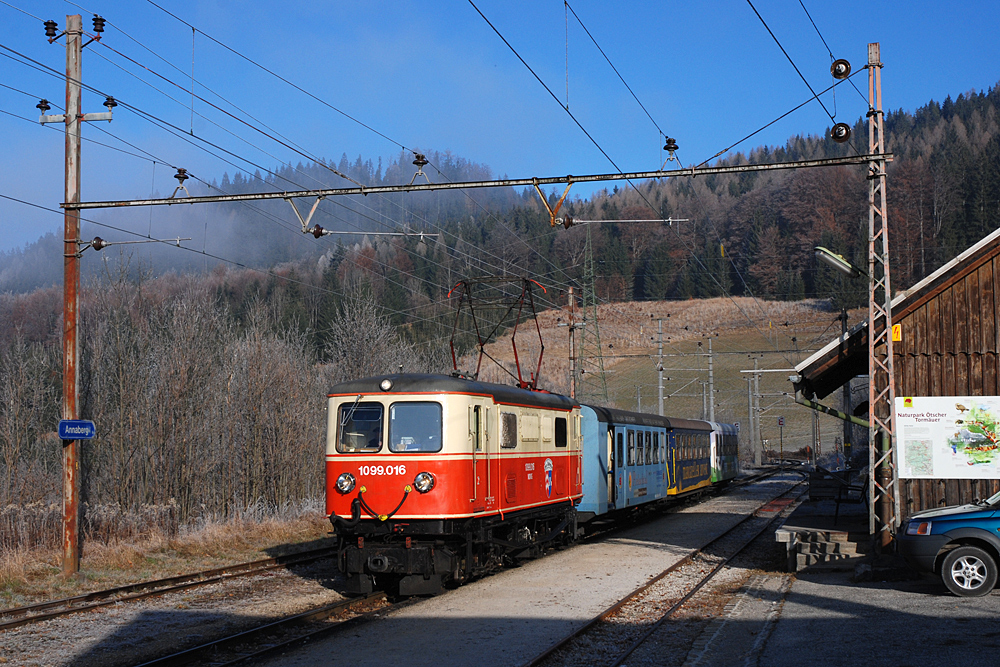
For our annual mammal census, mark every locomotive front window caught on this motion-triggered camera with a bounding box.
[337,402,384,453]
[389,402,442,452]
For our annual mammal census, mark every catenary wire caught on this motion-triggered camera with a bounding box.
[744,0,863,155]
[0,74,518,334]
[0,0,41,21]
[57,10,579,303]
[469,4,815,363]
[795,0,870,108]
[695,75,856,169]
[564,1,667,138]
[14,1,580,304]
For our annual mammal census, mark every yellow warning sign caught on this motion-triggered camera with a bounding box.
[892,324,902,341]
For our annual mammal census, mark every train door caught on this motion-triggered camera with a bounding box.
[614,426,626,508]
[666,431,676,490]
[469,402,491,512]
[606,428,614,507]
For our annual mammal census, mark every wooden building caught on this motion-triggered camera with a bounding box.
[793,227,1000,520]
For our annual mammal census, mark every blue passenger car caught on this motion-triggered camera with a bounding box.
[577,406,714,521]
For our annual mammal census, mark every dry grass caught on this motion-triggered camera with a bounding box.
[468,297,862,395]
[0,500,330,607]
[0,502,179,553]
[465,296,866,464]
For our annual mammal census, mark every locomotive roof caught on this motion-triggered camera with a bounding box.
[583,404,712,432]
[327,373,578,411]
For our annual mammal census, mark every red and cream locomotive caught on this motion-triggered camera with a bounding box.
[327,373,582,595]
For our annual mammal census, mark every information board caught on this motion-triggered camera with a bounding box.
[896,396,1000,479]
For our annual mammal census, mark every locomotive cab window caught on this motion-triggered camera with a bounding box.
[389,402,442,452]
[555,417,567,447]
[337,402,384,453]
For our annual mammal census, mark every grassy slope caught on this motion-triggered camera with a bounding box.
[470,297,865,464]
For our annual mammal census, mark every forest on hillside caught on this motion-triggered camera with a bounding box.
[4,84,1000,310]
[2,83,999,549]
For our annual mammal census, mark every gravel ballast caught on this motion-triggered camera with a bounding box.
[257,475,800,667]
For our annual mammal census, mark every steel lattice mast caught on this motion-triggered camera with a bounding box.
[576,225,608,404]
[866,43,899,544]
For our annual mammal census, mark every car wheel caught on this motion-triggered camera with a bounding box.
[941,545,998,597]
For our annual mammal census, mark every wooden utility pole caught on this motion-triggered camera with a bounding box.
[39,14,113,576]
[61,13,83,577]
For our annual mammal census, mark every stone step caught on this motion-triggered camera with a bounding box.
[796,552,866,569]
[795,530,852,542]
[797,541,857,555]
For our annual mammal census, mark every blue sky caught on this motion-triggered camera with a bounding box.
[1,0,999,253]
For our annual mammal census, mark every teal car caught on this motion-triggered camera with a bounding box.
[898,490,1000,597]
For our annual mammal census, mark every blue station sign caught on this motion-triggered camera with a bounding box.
[58,420,96,440]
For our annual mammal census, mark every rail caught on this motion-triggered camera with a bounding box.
[522,476,806,667]
[0,545,337,631]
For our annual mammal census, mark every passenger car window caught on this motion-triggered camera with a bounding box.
[617,432,624,468]
[653,432,660,464]
[337,402,383,453]
[645,432,652,465]
[389,402,442,452]
[627,430,635,466]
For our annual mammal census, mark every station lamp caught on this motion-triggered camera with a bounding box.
[815,246,867,278]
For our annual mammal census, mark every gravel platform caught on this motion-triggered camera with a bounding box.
[258,475,800,667]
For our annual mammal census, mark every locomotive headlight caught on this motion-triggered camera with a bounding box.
[336,472,356,494]
[413,472,435,493]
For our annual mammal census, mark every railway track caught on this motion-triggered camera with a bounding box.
[522,478,806,667]
[1,469,799,666]
[131,472,801,667]
[134,591,404,667]
[0,545,338,632]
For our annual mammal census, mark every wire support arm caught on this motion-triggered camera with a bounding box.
[67,155,889,210]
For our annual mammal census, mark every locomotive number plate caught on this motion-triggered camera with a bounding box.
[358,465,408,476]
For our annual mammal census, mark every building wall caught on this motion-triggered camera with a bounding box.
[894,255,1000,518]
